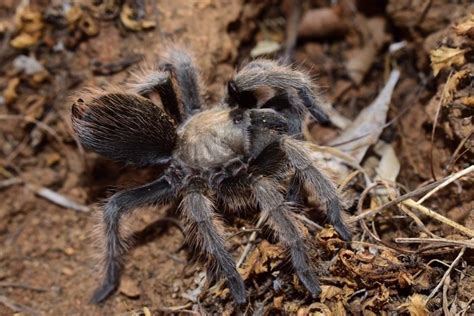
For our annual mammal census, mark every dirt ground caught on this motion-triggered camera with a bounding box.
[0,0,473,315]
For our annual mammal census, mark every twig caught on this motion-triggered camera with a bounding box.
[226,228,261,241]
[394,237,474,249]
[156,302,195,314]
[399,203,439,238]
[0,282,46,292]
[294,213,324,231]
[426,247,465,302]
[281,0,302,62]
[442,275,451,316]
[402,199,474,238]
[0,114,62,144]
[236,215,267,268]
[446,132,472,171]
[0,177,23,189]
[0,295,40,315]
[430,70,453,180]
[350,179,444,223]
[26,184,91,212]
[417,165,473,204]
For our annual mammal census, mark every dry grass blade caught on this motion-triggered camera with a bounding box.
[426,247,466,302]
[26,184,91,212]
[401,199,474,238]
[417,165,473,204]
[0,177,23,189]
[394,237,474,249]
[0,114,62,144]
[349,180,443,223]
[0,295,40,315]
[236,213,268,268]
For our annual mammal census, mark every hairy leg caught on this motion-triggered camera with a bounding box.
[91,176,173,304]
[252,177,321,297]
[128,64,182,123]
[228,59,329,125]
[128,47,203,121]
[281,138,352,241]
[179,178,246,304]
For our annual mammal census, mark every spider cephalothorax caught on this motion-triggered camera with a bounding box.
[71,46,352,305]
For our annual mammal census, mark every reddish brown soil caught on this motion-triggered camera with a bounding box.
[0,0,472,315]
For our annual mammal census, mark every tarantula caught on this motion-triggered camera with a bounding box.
[71,47,352,305]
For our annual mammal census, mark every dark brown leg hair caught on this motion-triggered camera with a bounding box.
[91,176,173,304]
[281,138,352,241]
[179,178,246,305]
[128,65,182,123]
[162,48,203,117]
[228,60,329,125]
[252,178,321,297]
[128,48,203,122]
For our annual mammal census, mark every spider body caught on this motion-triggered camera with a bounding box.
[71,46,351,305]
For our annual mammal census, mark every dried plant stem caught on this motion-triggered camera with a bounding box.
[236,214,267,268]
[26,184,91,212]
[402,199,474,238]
[426,246,466,302]
[0,114,62,144]
[394,237,474,249]
[350,180,441,223]
[417,165,473,204]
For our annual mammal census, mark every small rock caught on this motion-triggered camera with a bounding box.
[119,276,141,299]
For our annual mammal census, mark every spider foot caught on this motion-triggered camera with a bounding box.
[297,270,321,298]
[90,281,119,304]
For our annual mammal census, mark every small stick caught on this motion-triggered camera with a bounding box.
[394,237,474,249]
[0,282,46,292]
[417,165,473,204]
[0,295,40,315]
[0,177,23,189]
[442,275,451,316]
[282,0,303,63]
[0,114,62,144]
[236,214,267,268]
[402,199,474,238]
[26,184,91,212]
[426,247,465,302]
[350,179,443,223]
[294,213,324,231]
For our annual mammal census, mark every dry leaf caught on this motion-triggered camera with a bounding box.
[398,271,414,288]
[120,5,156,31]
[250,40,281,58]
[320,285,343,303]
[307,302,333,315]
[3,77,20,104]
[329,69,400,163]
[239,240,285,279]
[10,32,41,49]
[430,46,467,76]
[405,294,429,316]
[317,226,345,252]
[16,8,43,33]
[65,5,83,26]
[454,14,474,36]
[460,96,474,106]
[273,296,284,309]
[10,6,44,49]
[374,141,400,182]
[79,13,99,37]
